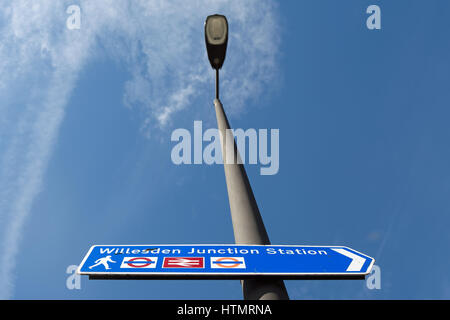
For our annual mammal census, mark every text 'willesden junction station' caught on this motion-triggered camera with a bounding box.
[78,244,375,280]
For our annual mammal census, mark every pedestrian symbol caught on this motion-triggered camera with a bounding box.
[88,255,116,270]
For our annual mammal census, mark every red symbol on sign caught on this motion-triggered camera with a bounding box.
[163,257,204,268]
[214,257,242,268]
[120,257,157,269]
[126,257,153,268]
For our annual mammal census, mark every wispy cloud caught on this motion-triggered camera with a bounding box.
[0,0,280,298]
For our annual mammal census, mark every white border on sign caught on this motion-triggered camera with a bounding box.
[76,244,375,277]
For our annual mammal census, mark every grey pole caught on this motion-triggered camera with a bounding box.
[213,93,289,300]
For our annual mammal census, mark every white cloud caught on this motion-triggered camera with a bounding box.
[0,0,280,298]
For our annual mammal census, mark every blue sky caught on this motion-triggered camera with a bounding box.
[1,0,450,299]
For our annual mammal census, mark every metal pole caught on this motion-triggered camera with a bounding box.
[215,68,219,100]
[213,72,289,299]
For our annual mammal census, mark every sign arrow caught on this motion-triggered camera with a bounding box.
[331,248,367,272]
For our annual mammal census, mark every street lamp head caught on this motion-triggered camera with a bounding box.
[205,14,228,70]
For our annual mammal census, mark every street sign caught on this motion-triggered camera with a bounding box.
[77,244,375,280]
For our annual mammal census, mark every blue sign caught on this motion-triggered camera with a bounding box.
[77,244,374,279]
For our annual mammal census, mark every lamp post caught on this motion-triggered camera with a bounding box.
[204,14,289,300]
[204,14,228,100]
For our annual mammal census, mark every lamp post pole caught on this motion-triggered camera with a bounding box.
[213,98,289,300]
[205,14,289,300]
